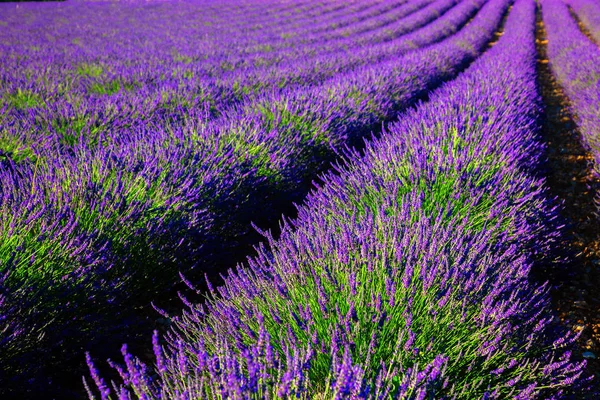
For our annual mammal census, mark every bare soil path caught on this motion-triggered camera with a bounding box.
[535,5,600,382]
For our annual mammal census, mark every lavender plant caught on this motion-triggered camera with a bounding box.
[85,0,591,398]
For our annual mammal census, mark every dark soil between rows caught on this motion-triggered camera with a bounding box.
[568,5,599,46]
[535,5,600,384]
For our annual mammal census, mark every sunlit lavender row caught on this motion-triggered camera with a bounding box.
[0,0,598,398]
[1,0,481,157]
[1,0,508,384]
[82,0,593,397]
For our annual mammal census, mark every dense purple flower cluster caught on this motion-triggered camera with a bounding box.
[0,0,596,397]
[0,0,467,148]
[84,0,592,397]
[541,0,600,196]
[1,0,515,388]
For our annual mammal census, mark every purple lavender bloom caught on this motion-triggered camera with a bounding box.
[84,0,591,398]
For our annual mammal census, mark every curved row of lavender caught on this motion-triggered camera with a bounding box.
[0,0,406,107]
[0,0,512,392]
[567,0,600,43]
[212,0,418,62]
[85,0,592,397]
[0,0,419,88]
[211,0,471,105]
[1,0,467,154]
[541,0,600,181]
[209,0,447,76]
[0,0,379,131]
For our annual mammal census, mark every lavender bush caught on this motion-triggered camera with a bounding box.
[85,0,592,397]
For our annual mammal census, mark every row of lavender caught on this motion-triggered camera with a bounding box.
[0,0,392,388]
[0,0,378,146]
[0,0,388,86]
[86,0,592,397]
[0,0,404,113]
[541,0,600,201]
[0,0,500,301]
[0,0,461,155]
[1,0,418,87]
[0,0,509,392]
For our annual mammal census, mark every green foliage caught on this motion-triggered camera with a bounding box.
[0,136,36,163]
[172,53,193,64]
[89,80,136,95]
[4,89,42,110]
[77,63,104,78]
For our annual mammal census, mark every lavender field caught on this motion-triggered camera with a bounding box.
[1,0,599,398]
